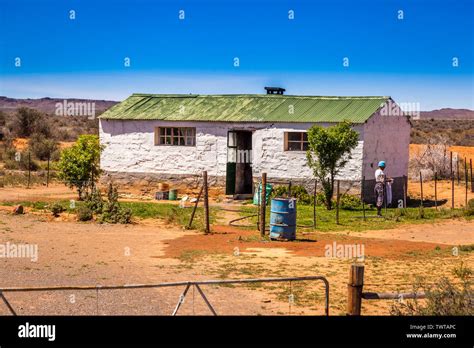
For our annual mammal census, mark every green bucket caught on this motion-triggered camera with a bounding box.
[169,189,178,200]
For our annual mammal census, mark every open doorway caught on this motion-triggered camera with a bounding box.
[225,130,253,196]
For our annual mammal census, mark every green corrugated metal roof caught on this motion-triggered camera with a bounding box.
[99,94,390,123]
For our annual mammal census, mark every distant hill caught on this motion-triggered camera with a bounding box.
[0,96,118,115]
[1,97,472,120]
[419,108,474,120]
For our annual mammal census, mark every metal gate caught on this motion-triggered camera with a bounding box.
[0,276,330,316]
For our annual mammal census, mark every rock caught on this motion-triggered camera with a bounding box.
[13,205,24,214]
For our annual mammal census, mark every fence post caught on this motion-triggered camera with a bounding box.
[27,151,31,189]
[260,172,267,237]
[470,159,473,193]
[403,175,407,208]
[457,156,460,185]
[451,168,455,210]
[187,186,203,230]
[347,264,364,316]
[313,179,317,229]
[465,159,468,208]
[419,171,423,209]
[202,171,210,234]
[434,172,438,210]
[361,176,366,221]
[46,152,50,187]
[336,180,340,225]
[450,151,453,178]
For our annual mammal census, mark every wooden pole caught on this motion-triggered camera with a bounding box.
[288,181,292,198]
[361,176,366,221]
[403,175,407,209]
[313,179,317,229]
[260,172,267,237]
[450,151,454,209]
[457,156,460,185]
[470,159,473,193]
[336,180,340,225]
[46,152,50,187]
[27,151,31,189]
[187,186,203,229]
[465,158,468,208]
[451,168,455,210]
[419,171,423,208]
[347,264,364,316]
[202,171,210,234]
[434,171,438,210]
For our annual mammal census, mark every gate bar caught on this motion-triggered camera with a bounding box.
[1,276,330,316]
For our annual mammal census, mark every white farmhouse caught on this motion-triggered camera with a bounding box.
[99,89,411,202]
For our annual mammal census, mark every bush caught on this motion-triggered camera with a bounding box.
[465,198,474,216]
[270,185,312,205]
[76,206,93,221]
[390,263,473,316]
[50,202,65,217]
[97,183,132,224]
[340,194,362,210]
[468,199,474,210]
[4,151,40,171]
[57,135,102,200]
[29,134,59,161]
[10,107,51,138]
[84,188,104,214]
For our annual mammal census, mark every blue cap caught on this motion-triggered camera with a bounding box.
[378,161,386,167]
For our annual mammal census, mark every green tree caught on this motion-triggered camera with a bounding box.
[306,122,359,210]
[58,135,102,199]
[11,107,50,137]
[29,133,59,160]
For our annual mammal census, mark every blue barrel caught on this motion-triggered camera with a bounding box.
[270,198,297,240]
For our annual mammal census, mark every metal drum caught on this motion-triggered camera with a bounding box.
[168,189,178,200]
[270,198,297,240]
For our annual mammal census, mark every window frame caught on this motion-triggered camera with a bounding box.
[154,127,196,147]
[284,131,309,152]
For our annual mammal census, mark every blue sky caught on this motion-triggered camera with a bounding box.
[0,0,473,110]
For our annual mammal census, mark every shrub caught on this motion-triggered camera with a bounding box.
[390,263,473,316]
[10,107,51,138]
[76,206,93,221]
[340,194,362,210]
[29,134,59,161]
[291,185,312,205]
[84,188,104,214]
[465,198,474,216]
[4,151,40,171]
[50,202,65,217]
[270,185,313,205]
[58,135,102,200]
[468,199,474,210]
[271,185,289,199]
[97,183,132,224]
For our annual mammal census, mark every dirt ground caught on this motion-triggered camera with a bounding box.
[0,183,472,316]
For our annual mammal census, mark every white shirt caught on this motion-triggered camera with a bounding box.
[375,168,385,182]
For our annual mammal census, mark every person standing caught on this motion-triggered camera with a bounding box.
[374,161,393,216]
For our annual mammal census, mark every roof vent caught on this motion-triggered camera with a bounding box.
[264,87,286,95]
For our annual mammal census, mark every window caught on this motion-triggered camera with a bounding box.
[284,132,309,151]
[155,127,196,146]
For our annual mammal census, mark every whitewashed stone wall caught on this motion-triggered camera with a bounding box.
[362,101,411,180]
[99,120,364,181]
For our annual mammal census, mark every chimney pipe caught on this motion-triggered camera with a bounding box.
[264,87,286,95]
